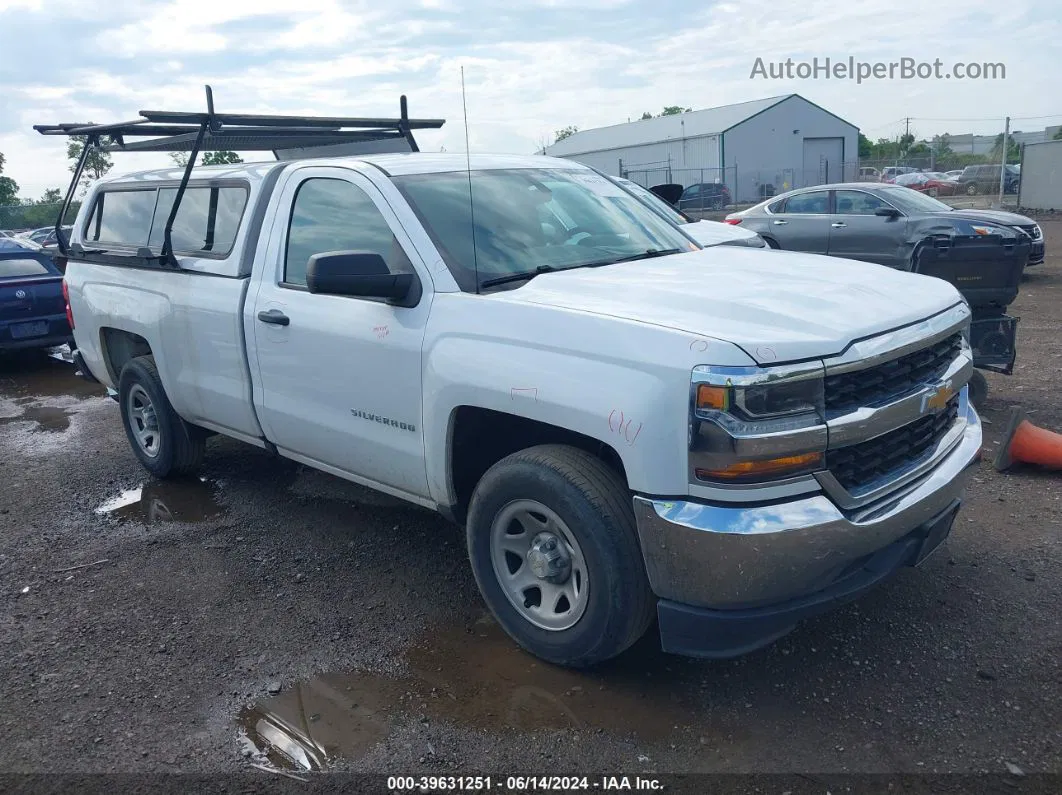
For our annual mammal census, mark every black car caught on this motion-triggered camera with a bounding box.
[676,183,731,212]
[0,250,72,351]
[728,183,1045,403]
[956,164,1019,196]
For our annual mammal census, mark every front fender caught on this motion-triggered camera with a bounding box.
[421,294,757,505]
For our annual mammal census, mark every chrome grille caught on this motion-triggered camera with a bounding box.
[1018,224,1041,241]
[824,332,963,414]
[826,397,959,493]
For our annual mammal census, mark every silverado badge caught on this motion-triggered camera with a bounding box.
[921,380,956,414]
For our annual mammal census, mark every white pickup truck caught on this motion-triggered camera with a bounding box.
[62,152,982,667]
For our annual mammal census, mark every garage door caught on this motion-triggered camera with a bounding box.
[802,137,844,187]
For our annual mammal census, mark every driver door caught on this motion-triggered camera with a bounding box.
[249,167,432,500]
[826,190,908,268]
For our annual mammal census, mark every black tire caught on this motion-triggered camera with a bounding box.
[966,183,979,196]
[969,369,988,410]
[764,237,781,249]
[466,445,655,668]
[118,355,205,478]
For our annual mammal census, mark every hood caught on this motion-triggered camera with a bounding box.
[685,220,759,246]
[941,209,1033,226]
[498,248,965,364]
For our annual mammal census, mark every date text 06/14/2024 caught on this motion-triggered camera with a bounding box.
[386,775,664,791]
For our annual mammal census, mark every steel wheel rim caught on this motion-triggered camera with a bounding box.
[126,384,161,458]
[489,499,589,632]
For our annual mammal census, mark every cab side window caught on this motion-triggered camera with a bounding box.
[284,178,412,287]
[834,190,887,215]
[780,191,829,214]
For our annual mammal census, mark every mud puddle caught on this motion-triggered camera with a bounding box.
[96,477,225,524]
[0,348,105,402]
[238,616,704,771]
[0,404,76,432]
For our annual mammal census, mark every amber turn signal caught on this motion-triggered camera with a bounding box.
[696,383,729,412]
[696,451,824,481]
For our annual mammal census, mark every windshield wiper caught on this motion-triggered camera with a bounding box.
[586,247,685,267]
[480,265,558,289]
[479,248,684,290]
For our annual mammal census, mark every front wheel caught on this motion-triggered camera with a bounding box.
[966,183,979,196]
[466,445,655,668]
[118,355,205,478]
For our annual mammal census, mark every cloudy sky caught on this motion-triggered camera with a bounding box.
[1,0,1058,201]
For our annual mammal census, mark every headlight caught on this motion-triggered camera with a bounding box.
[690,363,826,484]
[693,364,824,428]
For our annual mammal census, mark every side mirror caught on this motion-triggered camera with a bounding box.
[306,251,418,305]
[874,206,901,218]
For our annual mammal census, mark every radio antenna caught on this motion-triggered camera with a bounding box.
[461,66,481,293]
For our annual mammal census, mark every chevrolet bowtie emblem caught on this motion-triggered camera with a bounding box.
[921,380,956,414]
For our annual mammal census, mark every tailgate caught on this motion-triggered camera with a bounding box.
[913,234,1030,309]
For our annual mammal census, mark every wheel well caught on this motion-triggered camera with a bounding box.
[100,328,152,384]
[763,235,780,249]
[447,406,627,525]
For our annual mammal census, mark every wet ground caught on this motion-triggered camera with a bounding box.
[1,227,1061,781]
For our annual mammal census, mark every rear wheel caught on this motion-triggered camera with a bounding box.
[763,237,781,249]
[466,445,655,668]
[966,183,979,196]
[118,355,205,478]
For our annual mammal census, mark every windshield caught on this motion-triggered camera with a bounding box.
[877,186,955,214]
[394,168,697,292]
[614,179,689,225]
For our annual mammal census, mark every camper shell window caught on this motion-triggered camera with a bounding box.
[84,182,250,258]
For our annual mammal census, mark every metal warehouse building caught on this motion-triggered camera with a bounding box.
[544,94,859,204]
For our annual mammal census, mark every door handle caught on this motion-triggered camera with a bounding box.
[257,309,290,326]
[772,219,788,225]
[831,222,847,228]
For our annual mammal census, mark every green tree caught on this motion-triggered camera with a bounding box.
[0,176,18,207]
[858,133,872,158]
[660,106,690,116]
[66,132,114,191]
[992,133,1020,163]
[554,125,579,142]
[0,152,14,207]
[40,188,62,205]
[640,111,653,120]
[169,152,190,167]
[201,151,243,166]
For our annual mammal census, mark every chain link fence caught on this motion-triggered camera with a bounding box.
[0,202,79,233]
[620,154,1023,213]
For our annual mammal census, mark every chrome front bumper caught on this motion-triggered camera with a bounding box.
[633,401,982,609]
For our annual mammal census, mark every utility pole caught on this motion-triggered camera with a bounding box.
[997,116,1010,207]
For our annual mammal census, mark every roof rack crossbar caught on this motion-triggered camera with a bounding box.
[102,129,409,153]
[136,110,444,130]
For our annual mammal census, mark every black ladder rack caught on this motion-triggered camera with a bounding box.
[34,85,445,267]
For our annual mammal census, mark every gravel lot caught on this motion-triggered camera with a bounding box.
[1,225,1060,785]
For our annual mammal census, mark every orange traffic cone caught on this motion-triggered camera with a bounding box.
[994,406,1062,472]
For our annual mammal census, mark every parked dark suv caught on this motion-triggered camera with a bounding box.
[957,164,1019,195]
[677,182,731,211]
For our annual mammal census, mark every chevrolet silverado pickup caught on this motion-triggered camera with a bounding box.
[60,152,982,667]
